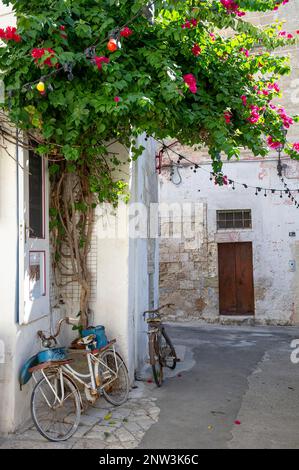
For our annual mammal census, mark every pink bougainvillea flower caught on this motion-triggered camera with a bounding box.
[94,56,110,70]
[234,420,241,425]
[293,142,299,152]
[120,27,133,37]
[209,32,216,41]
[183,73,197,94]
[114,96,120,103]
[267,136,282,150]
[241,95,247,106]
[268,82,280,93]
[220,0,245,17]
[240,47,249,57]
[277,107,294,129]
[192,44,202,56]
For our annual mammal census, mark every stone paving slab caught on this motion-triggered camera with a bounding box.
[0,381,160,449]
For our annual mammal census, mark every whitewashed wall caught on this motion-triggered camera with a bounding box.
[94,136,159,380]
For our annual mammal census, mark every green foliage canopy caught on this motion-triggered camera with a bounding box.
[0,0,298,182]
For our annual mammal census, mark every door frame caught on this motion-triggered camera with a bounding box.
[18,143,50,325]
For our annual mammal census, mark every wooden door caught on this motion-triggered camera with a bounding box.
[218,242,254,316]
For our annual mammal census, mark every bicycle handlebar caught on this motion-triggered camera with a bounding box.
[143,303,175,315]
[37,317,78,343]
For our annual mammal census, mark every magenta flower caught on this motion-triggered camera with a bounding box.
[220,0,245,17]
[240,48,249,57]
[183,74,197,94]
[241,95,247,106]
[293,142,299,152]
[267,136,282,150]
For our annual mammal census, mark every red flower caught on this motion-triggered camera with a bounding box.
[182,18,197,29]
[59,25,66,31]
[192,44,202,56]
[31,48,57,67]
[0,26,21,42]
[114,96,120,103]
[224,110,232,124]
[94,56,110,70]
[120,27,133,37]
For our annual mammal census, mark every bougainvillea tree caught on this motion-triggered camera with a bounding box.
[0,0,298,326]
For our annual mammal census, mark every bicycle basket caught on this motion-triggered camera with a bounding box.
[82,325,108,350]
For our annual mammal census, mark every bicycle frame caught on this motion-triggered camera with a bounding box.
[63,346,119,392]
[32,345,119,406]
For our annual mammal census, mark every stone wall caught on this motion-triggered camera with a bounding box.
[160,203,215,321]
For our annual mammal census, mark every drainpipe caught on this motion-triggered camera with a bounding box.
[15,129,20,323]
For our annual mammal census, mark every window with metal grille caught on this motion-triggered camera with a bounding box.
[216,210,252,230]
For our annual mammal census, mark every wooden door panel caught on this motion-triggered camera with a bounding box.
[218,242,254,316]
[235,242,254,315]
[218,243,237,315]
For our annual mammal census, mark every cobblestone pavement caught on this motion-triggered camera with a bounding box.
[0,381,160,449]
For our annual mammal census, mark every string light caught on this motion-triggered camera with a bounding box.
[155,138,299,209]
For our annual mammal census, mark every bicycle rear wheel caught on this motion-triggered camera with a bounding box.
[95,350,130,406]
[31,372,81,441]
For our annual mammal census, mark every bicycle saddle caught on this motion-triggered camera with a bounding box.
[77,334,96,346]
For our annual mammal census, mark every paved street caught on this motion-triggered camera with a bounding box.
[1,323,299,449]
[140,323,299,449]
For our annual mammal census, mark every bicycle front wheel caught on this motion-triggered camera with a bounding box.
[161,327,177,370]
[31,372,81,442]
[150,334,163,387]
[95,350,130,406]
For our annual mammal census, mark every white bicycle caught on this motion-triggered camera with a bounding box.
[29,318,130,441]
